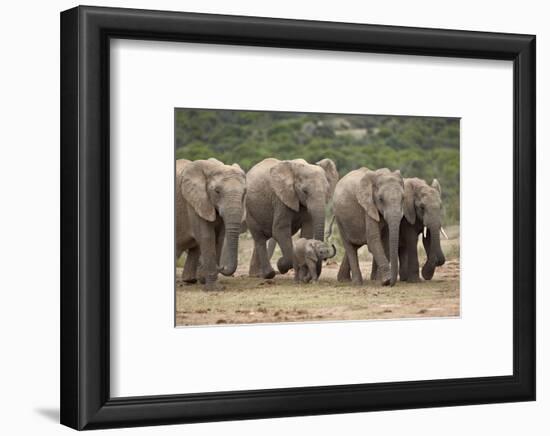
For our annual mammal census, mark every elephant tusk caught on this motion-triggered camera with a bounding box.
[423,226,428,238]
[440,227,449,240]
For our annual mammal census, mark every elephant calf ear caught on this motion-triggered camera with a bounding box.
[357,171,380,222]
[270,161,300,212]
[403,181,416,224]
[305,242,319,262]
[180,162,217,222]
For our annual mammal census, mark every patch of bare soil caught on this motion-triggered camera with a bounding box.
[175,258,460,326]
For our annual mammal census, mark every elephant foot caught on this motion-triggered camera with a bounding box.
[378,265,391,286]
[337,267,351,282]
[204,282,225,292]
[261,269,276,279]
[277,257,293,274]
[407,274,421,283]
[182,278,197,285]
[421,264,435,281]
[248,263,261,277]
[370,272,377,281]
[351,278,364,287]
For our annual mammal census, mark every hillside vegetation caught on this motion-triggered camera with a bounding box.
[175,109,460,223]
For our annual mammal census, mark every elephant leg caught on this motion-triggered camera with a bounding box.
[302,266,312,283]
[247,215,275,278]
[266,238,277,261]
[341,238,363,286]
[198,224,224,291]
[294,263,301,282]
[399,244,408,282]
[182,246,200,284]
[248,247,262,277]
[366,228,391,286]
[251,238,276,279]
[370,258,378,281]
[273,222,296,276]
[337,254,351,282]
[336,220,351,282]
[306,258,319,282]
[407,231,421,282]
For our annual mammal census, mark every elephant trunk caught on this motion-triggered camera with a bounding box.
[309,201,326,277]
[388,214,401,287]
[219,203,243,277]
[421,225,445,280]
[309,202,326,242]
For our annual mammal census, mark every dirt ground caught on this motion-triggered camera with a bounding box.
[176,226,460,326]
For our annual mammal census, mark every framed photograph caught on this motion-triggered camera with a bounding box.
[60,6,535,430]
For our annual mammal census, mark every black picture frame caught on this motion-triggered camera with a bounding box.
[60,5,536,430]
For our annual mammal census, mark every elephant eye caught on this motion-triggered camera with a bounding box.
[214,187,221,194]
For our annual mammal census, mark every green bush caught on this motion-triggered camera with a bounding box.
[175,109,460,224]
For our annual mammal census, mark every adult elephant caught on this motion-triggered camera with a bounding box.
[176,158,246,291]
[334,167,404,286]
[245,158,338,279]
[397,178,446,282]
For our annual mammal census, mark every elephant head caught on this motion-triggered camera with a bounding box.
[357,168,404,286]
[306,240,337,262]
[180,159,246,276]
[404,178,446,280]
[269,158,339,242]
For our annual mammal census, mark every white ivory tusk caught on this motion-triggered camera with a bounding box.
[440,227,449,240]
[423,226,428,238]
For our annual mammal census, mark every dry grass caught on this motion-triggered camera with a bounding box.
[176,225,460,326]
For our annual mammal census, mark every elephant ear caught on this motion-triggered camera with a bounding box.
[175,159,191,176]
[231,163,245,175]
[403,180,417,225]
[394,169,404,187]
[431,178,441,195]
[180,161,216,222]
[207,157,224,165]
[316,158,339,199]
[270,161,300,212]
[357,171,380,222]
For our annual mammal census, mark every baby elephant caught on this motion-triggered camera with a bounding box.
[293,238,337,283]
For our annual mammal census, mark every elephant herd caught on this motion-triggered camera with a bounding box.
[176,157,447,291]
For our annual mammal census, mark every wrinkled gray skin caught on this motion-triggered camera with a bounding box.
[176,158,246,291]
[293,238,337,283]
[334,168,404,286]
[245,158,339,279]
[396,178,445,282]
